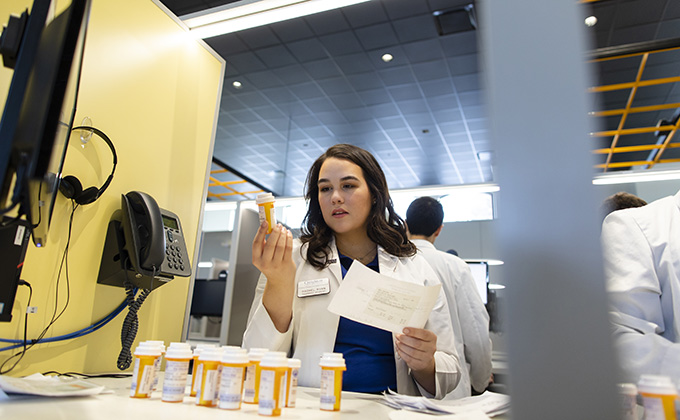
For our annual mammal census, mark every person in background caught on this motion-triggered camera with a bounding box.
[405,196,492,398]
[600,191,647,222]
[244,144,462,399]
[601,189,680,386]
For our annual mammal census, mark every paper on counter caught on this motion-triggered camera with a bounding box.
[327,261,441,334]
[0,373,105,397]
[383,389,510,418]
[389,409,491,420]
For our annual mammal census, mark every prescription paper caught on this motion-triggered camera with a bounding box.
[0,373,105,397]
[327,261,441,334]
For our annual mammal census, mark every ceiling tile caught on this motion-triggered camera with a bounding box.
[378,66,417,86]
[342,1,390,27]
[255,45,298,68]
[287,38,329,62]
[318,32,364,56]
[402,38,444,63]
[393,15,439,43]
[334,53,375,75]
[355,23,400,50]
[305,9,351,35]
[357,88,392,106]
[269,19,316,42]
[303,59,343,80]
[275,64,313,85]
[226,51,267,74]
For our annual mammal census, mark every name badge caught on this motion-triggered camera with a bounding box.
[297,278,330,298]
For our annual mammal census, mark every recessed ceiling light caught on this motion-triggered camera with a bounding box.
[381,53,393,62]
[232,81,243,89]
[585,16,597,27]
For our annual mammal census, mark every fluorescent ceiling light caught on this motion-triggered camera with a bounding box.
[391,183,500,196]
[465,258,505,266]
[592,169,680,185]
[183,0,371,39]
[198,262,214,268]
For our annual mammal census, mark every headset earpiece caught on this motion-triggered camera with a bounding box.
[58,175,83,199]
[77,186,99,205]
[58,126,118,206]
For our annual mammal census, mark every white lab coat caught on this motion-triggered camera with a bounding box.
[411,239,492,398]
[601,190,680,386]
[243,237,462,399]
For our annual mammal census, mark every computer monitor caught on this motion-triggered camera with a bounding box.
[466,260,489,304]
[0,0,91,246]
[190,278,227,317]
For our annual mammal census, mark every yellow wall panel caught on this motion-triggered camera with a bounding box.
[0,0,224,375]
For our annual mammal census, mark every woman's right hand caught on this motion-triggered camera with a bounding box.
[252,221,296,332]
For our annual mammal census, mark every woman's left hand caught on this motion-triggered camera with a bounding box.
[395,327,437,394]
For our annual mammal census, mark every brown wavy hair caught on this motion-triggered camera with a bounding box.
[300,143,416,269]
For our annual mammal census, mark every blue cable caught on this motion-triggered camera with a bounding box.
[0,299,128,351]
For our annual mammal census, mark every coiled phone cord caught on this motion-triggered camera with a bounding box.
[116,283,151,370]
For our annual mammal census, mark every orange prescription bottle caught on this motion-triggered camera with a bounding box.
[284,358,301,408]
[218,346,249,410]
[319,352,346,411]
[161,342,192,403]
[638,374,677,420]
[256,193,276,234]
[130,342,162,398]
[195,347,223,407]
[190,343,216,397]
[142,340,165,391]
[258,351,288,417]
[243,347,268,404]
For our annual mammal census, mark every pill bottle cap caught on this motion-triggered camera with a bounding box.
[221,347,248,364]
[199,347,224,362]
[165,344,194,359]
[248,347,269,361]
[637,375,677,395]
[319,352,345,368]
[256,193,275,205]
[142,340,166,353]
[617,383,638,396]
[288,358,301,368]
[260,351,288,368]
[193,343,217,357]
[168,342,191,349]
[134,343,162,357]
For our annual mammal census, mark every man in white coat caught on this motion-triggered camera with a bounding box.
[405,197,492,398]
[601,189,680,386]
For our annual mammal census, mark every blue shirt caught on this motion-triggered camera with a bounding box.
[333,252,397,394]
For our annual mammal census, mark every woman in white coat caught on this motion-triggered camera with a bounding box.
[243,144,461,399]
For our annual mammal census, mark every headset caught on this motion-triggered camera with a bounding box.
[58,126,117,205]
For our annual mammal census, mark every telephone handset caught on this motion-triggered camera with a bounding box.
[121,191,165,273]
[118,191,192,280]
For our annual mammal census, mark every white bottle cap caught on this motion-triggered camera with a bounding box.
[319,352,345,368]
[617,383,638,396]
[260,351,288,368]
[248,347,269,361]
[256,193,275,204]
[198,347,224,362]
[134,342,162,357]
[288,358,301,368]
[221,347,248,364]
[637,375,677,395]
[142,340,166,353]
[193,343,217,357]
[165,343,193,360]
